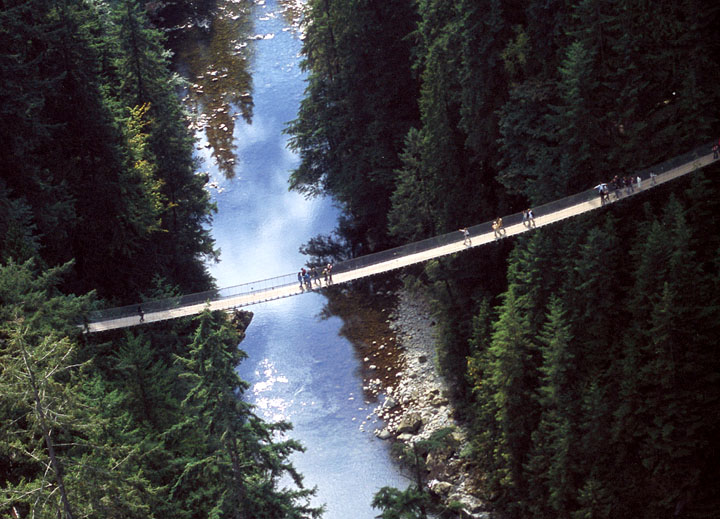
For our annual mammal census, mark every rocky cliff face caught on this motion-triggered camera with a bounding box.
[371,289,490,518]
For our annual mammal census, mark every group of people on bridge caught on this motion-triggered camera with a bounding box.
[596,173,656,206]
[459,207,537,245]
[298,264,333,291]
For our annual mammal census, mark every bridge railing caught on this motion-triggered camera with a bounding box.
[87,272,300,323]
[87,140,715,324]
[332,140,715,276]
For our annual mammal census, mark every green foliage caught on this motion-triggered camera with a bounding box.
[372,486,430,519]
[168,310,321,519]
[0,2,320,518]
[388,128,437,242]
[287,0,420,252]
[0,183,40,263]
[0,266,322,518]
[0,262,155,519]
[0,0,215,300]
[469,179,720,518]
[294,0,720,516]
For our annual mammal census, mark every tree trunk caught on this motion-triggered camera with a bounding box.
[20,342,74,519]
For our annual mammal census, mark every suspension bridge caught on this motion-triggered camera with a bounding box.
[85,143,718,333]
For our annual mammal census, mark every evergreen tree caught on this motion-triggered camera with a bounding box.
[387,128,437,242]
[170,310,321,519]
[288,0,420,252]
[0,182,40,263]
[372,486,430,519]
[484,287,539,516]
[526,296,576,518]
[613,196,720,516]
[111,0,217,294]
[0,261,153,519]
[113,332,177,429]
[0,325,79,519]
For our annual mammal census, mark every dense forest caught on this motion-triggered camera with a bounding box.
[0,1,320,517]
[289,0,720,517]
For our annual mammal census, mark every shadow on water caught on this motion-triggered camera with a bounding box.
[319,277,406,404]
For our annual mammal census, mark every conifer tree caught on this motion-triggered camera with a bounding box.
[170,310,320,519]
[526,296,576,518]
[485,287,539,516]
[0,325,78,519]
[387,129,437,242]
[0,261,153,518]
[111,0,217,293]
[613,195,720,516]
[288,0,419,252]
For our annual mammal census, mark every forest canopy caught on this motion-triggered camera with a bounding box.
[289,0,720,517]
[0,1,320,517]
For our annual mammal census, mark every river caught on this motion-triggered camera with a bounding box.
[168,0,407,516]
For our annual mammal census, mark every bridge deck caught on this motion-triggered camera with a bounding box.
[86,151,717,333]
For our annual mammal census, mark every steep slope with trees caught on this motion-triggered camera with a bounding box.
[289,0,720,517]
[0,1,320,517]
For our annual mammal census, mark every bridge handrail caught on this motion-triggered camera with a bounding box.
[331,140,714,274]
[86,140,715,324]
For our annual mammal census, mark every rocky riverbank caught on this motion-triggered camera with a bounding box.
[370,288,489,519]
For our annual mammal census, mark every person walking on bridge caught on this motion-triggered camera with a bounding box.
[595,183,608,205]
[492,218,505,239]
[459,227,471,246]
[138,305,144,322]
[312,266,321,286]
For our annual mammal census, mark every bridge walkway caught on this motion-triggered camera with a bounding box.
[85,147,718,333]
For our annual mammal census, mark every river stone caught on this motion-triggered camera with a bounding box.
[383,397,398,409]
[450,493,487,516]
[426,449,451,468]
[396,412,423,434]
[430,481,453,496]
[376,428,392,440]
[432,395,449,407]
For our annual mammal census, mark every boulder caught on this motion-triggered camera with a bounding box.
[449,493,488,518]
[431,395,449,407]
[396,412,423,434]
[429,480,453,496]
[376,428,392,440]
[383,397,398,410]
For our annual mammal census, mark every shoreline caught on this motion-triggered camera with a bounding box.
[370,288,489,518]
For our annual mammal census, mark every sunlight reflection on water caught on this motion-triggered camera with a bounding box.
[236,296,406,517]
[173,0,408,516]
